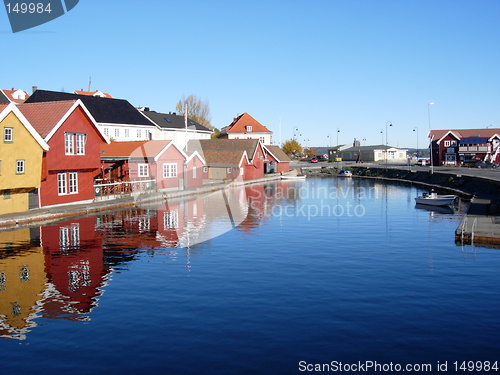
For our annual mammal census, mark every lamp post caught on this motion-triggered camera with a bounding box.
[428,102,435,174]
[385,121,393,170]
[413,127,419,159]
[337,128,340,147]
[327,134,332,147]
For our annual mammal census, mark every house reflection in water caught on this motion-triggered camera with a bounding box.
[0,181,294,339]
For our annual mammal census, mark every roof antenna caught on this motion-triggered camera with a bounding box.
[88,76,92,92]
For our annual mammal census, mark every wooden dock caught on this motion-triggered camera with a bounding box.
[455,196,500,246]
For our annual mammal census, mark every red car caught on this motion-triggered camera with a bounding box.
[310,156,319,163]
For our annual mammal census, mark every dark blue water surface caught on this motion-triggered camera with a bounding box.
[1,178,499,374]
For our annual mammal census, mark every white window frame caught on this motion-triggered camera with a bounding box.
[69,172,78,194]
[58,173,67,195]
[125,128,130,138]
[65,133,74,155]
[192,165,197,178]
[76,134,85,155]
[16,160,25,174]
[104,127,109,137]
[114,128,120,138]
[227,167,232,174]
[138,163,149,177]
[4,127,13,142]
[137,129,142,138]
[247,125,252,132]
[163,163,177,178]
[444,140,451,147]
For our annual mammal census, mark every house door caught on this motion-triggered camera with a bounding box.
[28,188,39,209]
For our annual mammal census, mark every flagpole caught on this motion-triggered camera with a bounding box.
[184,103,188,152]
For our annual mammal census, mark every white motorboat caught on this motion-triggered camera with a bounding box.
[281,174,306,180]
[338,169,353,177]
[414,191,457,206]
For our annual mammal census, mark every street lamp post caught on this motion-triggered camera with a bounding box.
[428,102,435,174]
[327,134,332,147]
[385,121,393,170]
[413,127,419,159]
[337,128,340,147]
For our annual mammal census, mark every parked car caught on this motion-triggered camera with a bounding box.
[475,161,499,168]
[317,154,328,161]
[416,158,430,166]
[310,156,319,163]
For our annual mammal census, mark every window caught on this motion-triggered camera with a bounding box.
[104,127,109,137]
[65,133,74,154]
[163,163,177,178]
[114,128,120,138]
[125,128,130,138]
[138,164,149,177]
[137,129,142,138]
[65,133,86,155]
[76,134,85,155]
[227,167,232,174]
[58,172,78,195]
[259,137,265,143]
[203,166,208,173]
[16,160,25,174]
[3,127,13,142]
[444,140,450,147]
[451,140,457,146]
[58,173,67,195]
[3,189,11,199]
[193,166,197,179]
[69,172,78,194]
[247,125,252,132]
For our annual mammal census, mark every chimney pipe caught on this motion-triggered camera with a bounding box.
[32,86,38,94]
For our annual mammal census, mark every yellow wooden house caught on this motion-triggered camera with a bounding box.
[0,104,49,214]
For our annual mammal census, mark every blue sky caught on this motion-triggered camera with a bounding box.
[1,0,499,149]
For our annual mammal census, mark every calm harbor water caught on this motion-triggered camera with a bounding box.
[1,177,499,374]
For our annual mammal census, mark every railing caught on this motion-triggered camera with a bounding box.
[94,179,156,198]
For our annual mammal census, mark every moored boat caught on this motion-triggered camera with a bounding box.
[281,175,306,180]
[414,191,457,206]
[338,169,353,177]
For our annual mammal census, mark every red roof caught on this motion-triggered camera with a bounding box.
[220,113,271,134]
[16,100,79,139]
[100,140,174,159]
[430,128,500,141]
[1,88,29,104]
[74,90,113,98]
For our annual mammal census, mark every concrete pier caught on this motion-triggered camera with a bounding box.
[455,197,500,246]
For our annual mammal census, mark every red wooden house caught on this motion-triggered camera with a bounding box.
[263,145,291,173]
[187,139,270,180]
[429,128,500,166]
[100,140,206,192]
[17,100,109,207]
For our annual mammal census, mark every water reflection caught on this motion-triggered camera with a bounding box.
[0,179,465,340]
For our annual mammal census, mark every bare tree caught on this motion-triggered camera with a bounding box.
[175,94,213,130]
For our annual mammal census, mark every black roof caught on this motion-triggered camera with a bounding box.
[141,110,212,132]
[25,90,154,126]
[0,91,10,105]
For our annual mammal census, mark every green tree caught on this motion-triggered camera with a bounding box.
[176,94,213,130]
[282,139,303,156]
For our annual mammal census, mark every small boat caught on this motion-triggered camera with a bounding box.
[338,169,353,177]
[414,191,457,206]
[281,174,306,180]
